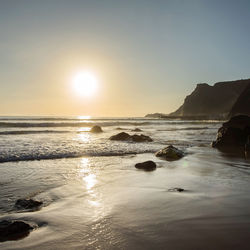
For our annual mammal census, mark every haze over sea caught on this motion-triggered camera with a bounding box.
[1,116,250,249]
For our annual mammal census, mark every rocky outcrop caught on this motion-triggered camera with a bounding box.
[0,220,33,242]
[230,82,250,117]
[145,113,166,118]
[169,79,250,119]
[15,199,43,210]
[110,132,153,142]
[110,132,131,141]
[155,145,184,160]
[135,161,156,171]
[90,125,103,133]
[212,115,250,157]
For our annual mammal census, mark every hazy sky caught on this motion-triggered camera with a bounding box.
[1,0,250,116]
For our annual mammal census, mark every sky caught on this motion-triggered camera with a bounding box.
[1,0,250,117]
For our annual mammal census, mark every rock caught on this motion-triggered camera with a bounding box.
[90,125,103,133]
[131,134,153,142]
[212,115,250,156]
[0,220,33,242]
[135,161,156,171]
[110,132,153,142]
[155,145,184,160]
[168,188,185,192]
[110,132,131,141]
[15,199,43,210]
[131,128,142,132]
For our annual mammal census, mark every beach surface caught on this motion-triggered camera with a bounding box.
[0,117,249,249]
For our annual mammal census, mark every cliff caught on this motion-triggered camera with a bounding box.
[168,79,250,119]
[229,82,250,117]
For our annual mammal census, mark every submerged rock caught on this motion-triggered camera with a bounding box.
[15,199,43,210]
[110,132,152,142]
[135,161,156,171]
[212,115,250,157]
[0,220,33,242]
[168,188,185,192]
[116,127,125,130]
[155,145,184,160]
[131,128,142,132]
[90,125,103,133]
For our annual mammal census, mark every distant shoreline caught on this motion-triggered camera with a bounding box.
[145,114,226,120]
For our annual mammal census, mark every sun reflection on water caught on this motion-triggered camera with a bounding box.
[79,158,90,173]
[77,115,91,119]
[78,157,109,219]
[88,200,100,207]
[84,173,97,190]
[79,158,97,192]
[77,130,91,142]
[79,158,101,208]
[78,127,91,132]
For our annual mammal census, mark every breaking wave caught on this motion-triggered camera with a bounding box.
[157,126,215,131]
[0,149,155,163]
[0,121,153,128]
[0,130,69,135]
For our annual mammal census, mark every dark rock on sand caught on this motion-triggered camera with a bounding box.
[155,145,184,160]
[131,128,142,132]
[110,132,153,142]
[15,199,43,210]
[212,115,250,157]
[0,220,33,242]
[90,125,103,133]
[168,188,185,192]
[135,161,156,171]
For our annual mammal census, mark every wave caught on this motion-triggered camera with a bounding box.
[157,127,215,131]
[0,117,81,121]
[0,121,155,128]
[0,130,70,135]
[0,150,155,163]
[0,117,152,121]
[0,120,222,128]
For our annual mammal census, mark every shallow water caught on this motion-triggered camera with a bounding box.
[0,117,249,249]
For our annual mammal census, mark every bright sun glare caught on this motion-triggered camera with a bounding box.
[72,71,98,97]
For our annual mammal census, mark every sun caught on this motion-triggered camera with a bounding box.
[72,71,98,97]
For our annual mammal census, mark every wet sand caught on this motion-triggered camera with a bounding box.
[1,146,250,250]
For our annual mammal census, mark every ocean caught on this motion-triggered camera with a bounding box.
[0,117,250,249]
